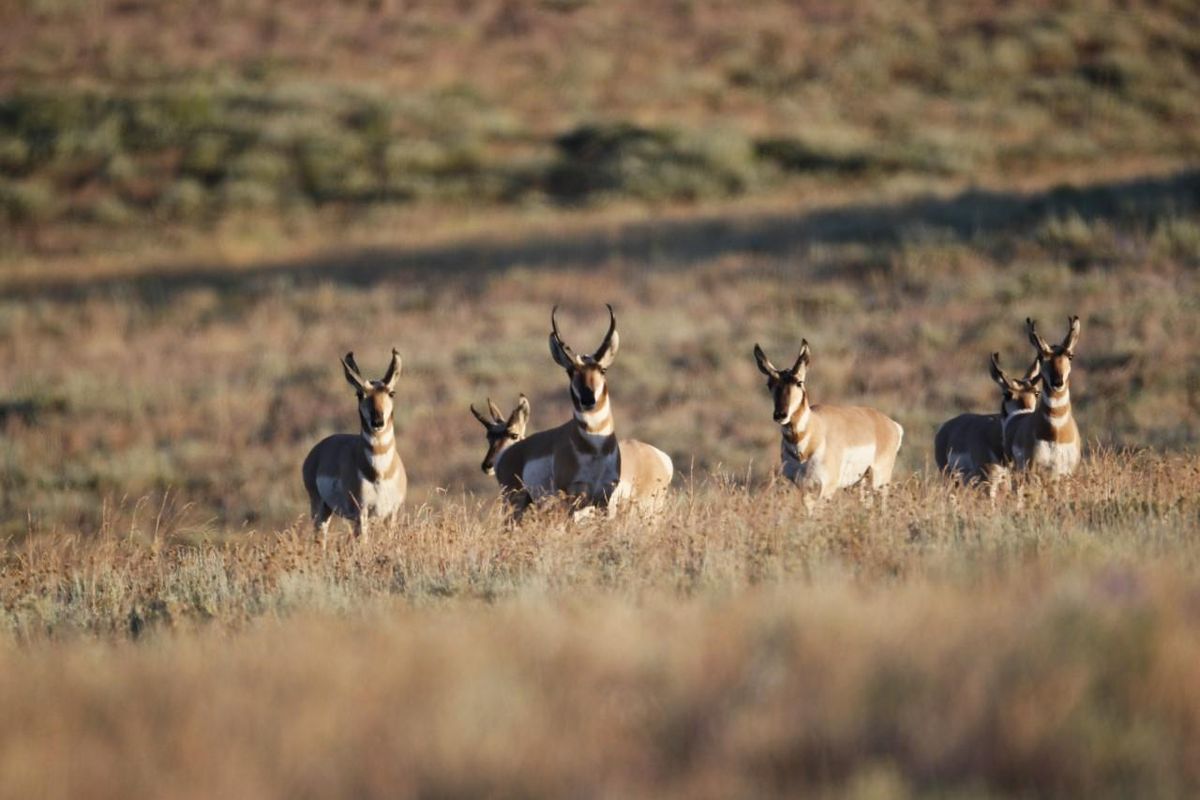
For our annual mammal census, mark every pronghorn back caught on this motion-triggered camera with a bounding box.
[934,413,1005,480]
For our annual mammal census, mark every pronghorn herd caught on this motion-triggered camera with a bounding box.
[303,308,1083,541]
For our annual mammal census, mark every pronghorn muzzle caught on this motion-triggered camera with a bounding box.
[575,382,597,410]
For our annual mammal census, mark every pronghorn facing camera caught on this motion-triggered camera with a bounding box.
[934,352,1040,486]
[754,340,903,503]
[473,393,673,519]
[1006,316,1082,478]
[471,394,550,517]
[302,349,407,544]
[547,305,673,514]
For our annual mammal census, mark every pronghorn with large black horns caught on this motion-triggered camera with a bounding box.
[472,393,673,518]
[547,305,673,514]
[302,349,407,544]
[1005,316,1082,477]
[754,340,903,503]
[934,352,1040,488]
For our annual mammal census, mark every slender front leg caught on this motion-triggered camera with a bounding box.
[355,513,369,545]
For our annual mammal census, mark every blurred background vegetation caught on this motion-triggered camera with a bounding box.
[1,0,1198,243]
[1,0,1198,537]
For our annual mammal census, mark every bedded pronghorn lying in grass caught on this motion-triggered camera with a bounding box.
[471,392,673,519]
[1005,316,1082,478]
[302,350,407,544]
[754,340,903,504]
[934,352,1040,487]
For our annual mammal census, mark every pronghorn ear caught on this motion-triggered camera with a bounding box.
[791,339,811,373]
[753,344,779,378]
[382,348,402,390]
[549,306,580,371]
[593,304,620,369]
[470,403,493,428]
[1027,318,1052,357]
[508,395,531,430]
[342,352,367,393]
[487,397,504,422]
[1063,315,1081,355]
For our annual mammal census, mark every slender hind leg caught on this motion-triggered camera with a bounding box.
[311,499,333,550]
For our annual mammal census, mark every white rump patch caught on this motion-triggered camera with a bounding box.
[837,443,877,488]
[1044,391,1071,409]
[651,447,673,481]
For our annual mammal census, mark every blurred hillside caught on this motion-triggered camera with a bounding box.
[2,0,1198,251]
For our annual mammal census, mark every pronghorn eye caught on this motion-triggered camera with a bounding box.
[509,433,519,440]
[387,391,395,398]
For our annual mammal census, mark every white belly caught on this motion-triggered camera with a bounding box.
[836,444,877,488]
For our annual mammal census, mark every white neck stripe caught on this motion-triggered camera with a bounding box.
[1044,390,1070,409]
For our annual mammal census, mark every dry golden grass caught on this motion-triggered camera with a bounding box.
[2,452,1200,797]
[3,450,1197,641]
[2,167,1198,537]
[3,3,1200,793]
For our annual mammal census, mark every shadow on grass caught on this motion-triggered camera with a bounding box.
[10,168,1200,303]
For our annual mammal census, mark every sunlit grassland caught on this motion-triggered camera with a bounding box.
[2,171,1198,537]
[2,1,1200,795]
[2,451,1200,797]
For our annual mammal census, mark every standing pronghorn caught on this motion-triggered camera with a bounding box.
[1005,316,1082,478]
[471,392,673,518]
[302,349,407,544]
[753,340,903,502]
[546,305,673,514]
[934,352,1041,486]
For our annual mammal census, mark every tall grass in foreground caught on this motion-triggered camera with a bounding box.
[0,452,1198,797]
[3,450,1197,642]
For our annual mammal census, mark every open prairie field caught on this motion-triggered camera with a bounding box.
[2,0,1200,797]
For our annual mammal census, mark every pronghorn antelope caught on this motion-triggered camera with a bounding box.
[753,340,903,502]
[546,305,673,515]
[472,393,673,518]
[934,352,1041,485]
[1005,316,1082,478]
[470,394,549,516]
[302,349,407,543]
